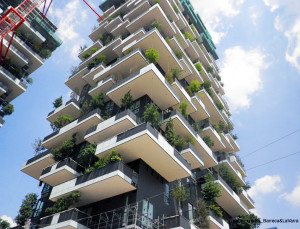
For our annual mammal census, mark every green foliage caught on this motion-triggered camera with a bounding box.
[190,25,196,32]
[192,122,203,133]
[53,96,63,108]
[218,121,227,133]
[88,150,122,173]
[187,136,195,145]
[165,36,170,44]
[173,50,182,59]
[171,68,181,79]
[209,204,223,217]
[243,182,251,191]
[108,17,114,22]
[143,103,161,129]
[0,218,10,229]
[185,86,192,96]
[184,32,195,42]
[81,100,91,115]
[121,91,133,109]
[82,52,91,59]
[165,119,176,145]
[179,102,188,118]
[45,191,80,214]
[153,0,160,4]
[15,193,38,226]
[39,49,52,59]
[206,66,214,73]
[106,150,122,163]
[219,163,243,194]
[124,48,134,55]
[187,80,201,94]
[52,135,76,161]
[202,81,213,98]
[174,135,187,151]
[212,123,221,135]
[2,104,14,116]
[90,93,104,110]
[173,5,179,14]
[79,143,96,168]
[201,173,221,203]
[87,54,107,70]
[33,138,45,156]
[145,48,159,64]
[215,102,224,111]
[232,134,238,140]
[203,136,214,148]
[105,37,111,45]
[194,199,209,229]
[172,183,189,202]
[98,34,104,41]
[194,63,203,74]
[51,114,73,131]
[165,72,174,84]
[235,213,261,229]
[152,21,162,32]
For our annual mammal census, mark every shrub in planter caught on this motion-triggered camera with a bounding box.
[45,191,80,214]
[194,199,209,229]
[53,96,62,108]
[121,91,133,110]
[51,114,73,131]
[179,102,188,118]
[152,21,162,32]
[145,48,159,64]
[203,136,214,148]
[39,49,52,59]
[90,93,104,110]
[143,103,161,129]
[184,32,195,42]
[215,102,224,111]
[2,104,14,116]
[173,50,182,59]
[201,173,221,203]
[174,135,187,151]
[52,135,76,161]
[194,63,203,74]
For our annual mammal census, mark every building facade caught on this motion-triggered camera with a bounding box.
[0,0,62,128]
[21,0,255,228]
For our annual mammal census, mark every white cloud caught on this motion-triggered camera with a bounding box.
[1,215,17,227]
[263,0,300,72]
[282,176,300,207]
[250,209,262,218]
[220,46,268,112]
[190,0,244,44]
[248,175,283,198]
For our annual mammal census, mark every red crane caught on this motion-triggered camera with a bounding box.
[0,0,103,63]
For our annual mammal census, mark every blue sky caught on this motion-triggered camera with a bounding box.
[1,0,300,228]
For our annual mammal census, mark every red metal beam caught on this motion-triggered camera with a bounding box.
[82,0,103,21]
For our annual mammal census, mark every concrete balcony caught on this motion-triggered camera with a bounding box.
[2,38,29,67]
[96,123,191,182]
[226,134,240,153]
[172,22,189,49]
[197,89,227,124]
[65,67,90,96]
[43,109,103,149]
[93,48,147,84]
[78,41,103,61]
[212,173,249,217]
[239,190,255,209]
[110,19,130,38]
[104,16,124,34]
[157,0,179,23]
[47,99,81,123]
[49,161,138,206]
[0,82,8,96]
[21,150,55,180]
[88,74,115,100]
[85,109,141,144]
[82,63,106,87]
[39,158,85,186]
[229,155,246,177]
[164,215,195,229]
[207,210,226,229]
[39,208,90,229]
[171,78,197,115]
[106,64,180,110]
[181,143,204,169]
[185,39,199,62]
[123,0,151,22]
[220,133,234,153]
[221,109,232,126]
[89,21,108,42]
[190,94,210,122]
[122,28,183,76]
[199,123,226,153]
[126,4,176,38]
[0,66,27,102]
[21,21,46,44]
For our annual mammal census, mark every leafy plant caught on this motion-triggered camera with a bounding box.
[87,54,107,70]
[79,143,96,168]
[171,68,181,79]
[152,21,162,32]
[209,204,223,217]
[53,96,62,108]
[203,136,214,148]
[0,218,10,229]
[184,32,195,42]
[108,17,114,22]
[52,135,76,161]
[90,93,105,110]
[51,114,73,131]
[32,138,46,156]
[206,66,214,73]
[234,213,261,229]
[194,63,203,74]
[201,173,221,203]
[194,199,209,229]
[165,72,174,84]
[174,135,187,151]
[179,102,188,118]
[88,150,122,173]
[82,52,91,59]
[153,0,160,4]
[202,81,213,98]
[215,102,224,111]
[187,80,201,94]
[173,5,179,14]
[45,191,80,214]
[190,25,196,32]
[173,50,182,59]
[124,48,134,55]
[232,134,238,140]
[2,104,14,116]
[187,136,195,145]
[218,163,243,194]
[143,103,161,129]
[39,49,52,59]
[165,36,170,44]
[145,48,159,64]
[193,122,203,133]
[15,193,38,226]
[172,183,189,215]
[121,91,133,110]
[165,119,176,145]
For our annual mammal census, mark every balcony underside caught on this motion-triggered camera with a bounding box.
[190,95,210,122]
[47,101,81,123]
[181,146,204,169]
[220,134,234,153]
[40,166,79,187]
[199,127,226,153]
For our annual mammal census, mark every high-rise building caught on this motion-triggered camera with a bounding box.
[0,0,62,128]
[21,0,255,228]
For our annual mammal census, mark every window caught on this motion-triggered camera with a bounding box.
[130,100,140,115]
[188,203,194,221]
[33,200,44,217]
[105,100,114,116]
[42,184,51,193]
[164,184,170,205]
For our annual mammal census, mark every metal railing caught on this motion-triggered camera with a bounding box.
[41,158,85,176]
[25,149,52,165]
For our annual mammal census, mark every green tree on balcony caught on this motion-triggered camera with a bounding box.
[53,96,62,108]
[79,143,97,168]
[121,91,133,110]
[50,114,73,131]
[165,119,176,145]
[90,93,105,110]
[179,102,188,118]
[143,103,162,130]
[152,21,162,32]
[145,48,159,65]
[15,193,38,226]
[172,182,189,215]
[203,136,214,148]
[1,104,14,116]
[232,213,261,229]
[52,135,76,161]
[45,191,80,214]
[202,81,213,98]
[218,163,243,194]
[194,63,203,74]
[194,199,209,229]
